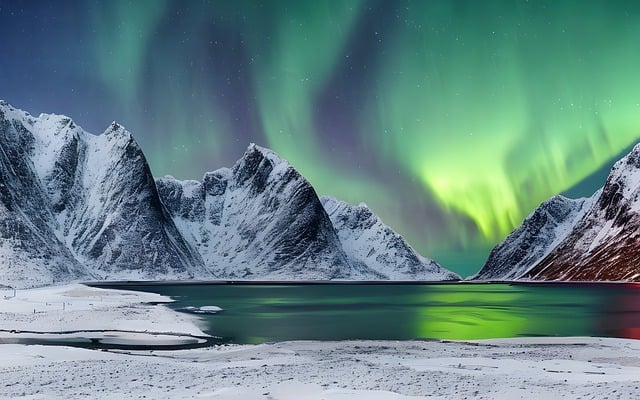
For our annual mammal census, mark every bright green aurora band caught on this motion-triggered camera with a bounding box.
[83,1,640,275]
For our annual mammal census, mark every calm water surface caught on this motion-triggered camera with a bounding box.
[96,283,640,344]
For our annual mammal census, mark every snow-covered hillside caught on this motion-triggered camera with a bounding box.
[321,196,459,280]
[476,143,640,281]
[1,101,458,287]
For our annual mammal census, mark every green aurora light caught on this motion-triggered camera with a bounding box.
[3,0,640,276]
[371,1,640,249]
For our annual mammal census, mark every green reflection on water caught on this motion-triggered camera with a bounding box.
[103,283,619,344]
[412,285,600,340]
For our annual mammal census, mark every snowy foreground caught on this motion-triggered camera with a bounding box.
[1,285,640,399]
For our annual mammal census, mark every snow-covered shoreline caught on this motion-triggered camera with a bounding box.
[0,284,209,348]
[2,284,640,399]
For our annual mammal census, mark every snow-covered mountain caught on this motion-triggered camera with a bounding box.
[0,101,208,288]
[473,195,592,280]
[476,143,640,282]
[156,144,460,281]
[321,196,459,280]
[0,103,87,287]
[155,144,366,280]
[0,101,458,287]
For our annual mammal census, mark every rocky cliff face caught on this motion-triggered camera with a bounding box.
[476,143,640,282]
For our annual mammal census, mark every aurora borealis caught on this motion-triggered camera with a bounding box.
[1,1,639,276]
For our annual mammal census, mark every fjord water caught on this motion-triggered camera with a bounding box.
[99,283,640,344]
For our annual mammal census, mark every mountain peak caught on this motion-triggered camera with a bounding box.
[104,121,129,136]
[245,143,288,166]
[0,100,17,112]
[621,142,640,169]
[232,143,297,192]
[0,100,35,123]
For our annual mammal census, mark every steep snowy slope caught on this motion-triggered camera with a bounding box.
[524,144,640,281]
[44,121,206,280]
[156,144,372,279]
[0,102,89,287]
[0,101,206,287]
[476,143,640,282]
[321,196,459,280]
[473,195,592,280]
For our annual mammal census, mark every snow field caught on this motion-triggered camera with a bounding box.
[1,284,640,399]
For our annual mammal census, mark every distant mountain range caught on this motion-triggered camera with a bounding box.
[6,99,639,286]
[475,143,640,282]
[0,101,459,288]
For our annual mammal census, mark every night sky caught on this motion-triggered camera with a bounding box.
[1,0,639,276]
